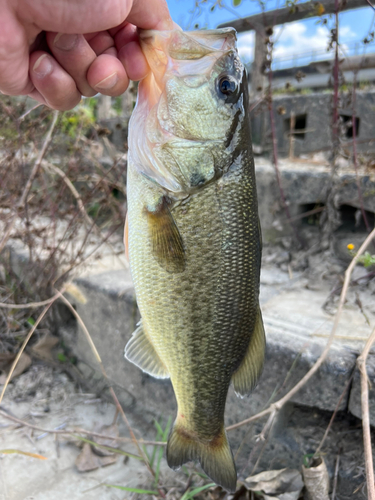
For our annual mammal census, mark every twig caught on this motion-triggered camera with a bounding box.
[331,451,341,500]
[0,110,59,255]
[366,0,375,11]
[314,371,355,457]
[53,221,123,287]
[332,0,340,153]
[42,160,126,270]
[227,227,375,432]
[0,409,165,446]
[0,290,64,309]
[351,72,371,234]
[17,103,43,122]
[249,409,276,476]
[42,161,93,228]
[288,112,295,160]
[267,50,303,247]
[0,284,64,405]
[357,324,375,500]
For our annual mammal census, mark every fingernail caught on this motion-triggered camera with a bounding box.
[95,72,118,90]
[54,33,78,50]
[33,54,53,77]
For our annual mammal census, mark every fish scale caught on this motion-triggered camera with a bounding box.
[125,28,265,492]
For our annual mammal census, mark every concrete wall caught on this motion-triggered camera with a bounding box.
[251,90,375,156]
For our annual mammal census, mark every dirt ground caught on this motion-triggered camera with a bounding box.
[0,361,372,500]
[0,364,185,500]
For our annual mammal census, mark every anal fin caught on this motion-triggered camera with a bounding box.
[232,307,266,397]
[125,320,169,379]
[146,196,185,274]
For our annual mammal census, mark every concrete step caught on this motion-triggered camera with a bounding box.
[64,265,375,430]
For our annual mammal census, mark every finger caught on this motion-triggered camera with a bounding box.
[46,32,97,97]
[116,0,173,31]
[118,41,148,82]
[19,1,134,34]
[114,24,148,81]
[29,51,81,110]
[86,31,115,56]
[0,10,34,95]
[87,54,129,96]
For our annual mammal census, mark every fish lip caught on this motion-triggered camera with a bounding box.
[139,28,238,63]
[138,27,237,40]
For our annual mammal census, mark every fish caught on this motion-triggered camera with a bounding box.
[124,27,265,493]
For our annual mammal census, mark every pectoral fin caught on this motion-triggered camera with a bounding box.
[232,308,266,397]
[146,196,185,273]
[125,320,169,379]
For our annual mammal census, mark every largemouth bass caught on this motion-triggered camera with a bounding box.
[125,28,265,492]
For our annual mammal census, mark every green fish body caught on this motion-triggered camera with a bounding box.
[125,28,265,492]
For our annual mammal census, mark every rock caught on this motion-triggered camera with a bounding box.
[349,355,375,426]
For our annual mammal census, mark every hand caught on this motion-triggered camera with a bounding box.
[0,0,172,110]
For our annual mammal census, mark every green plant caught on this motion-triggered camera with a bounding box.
[348,245,375,267]
[181,483,216,500]
[303,453,316,468]
[103,485,159,495]
[60,102,95,137]
[153,417,172,487]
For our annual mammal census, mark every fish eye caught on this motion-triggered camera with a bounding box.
[217,75,238,98]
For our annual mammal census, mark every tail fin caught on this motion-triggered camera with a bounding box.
[166,422,237,493]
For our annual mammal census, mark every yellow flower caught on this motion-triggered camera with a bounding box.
[347,243,355,250]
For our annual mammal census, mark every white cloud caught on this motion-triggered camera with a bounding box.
[340,25,356,38]
[235,21,358,67]
[237,31,255,63]
[272,21,353,66]
[273,22,329,60]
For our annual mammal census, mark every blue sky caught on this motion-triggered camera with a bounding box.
[166,0,375,67]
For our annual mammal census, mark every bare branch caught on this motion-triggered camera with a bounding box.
[17,103,43,122]
[0,290,64,309]
[42,160,126,271]
[0,110,59,255]
[0,284,65,405]
[357,325,375,500]
[0,409,165,446]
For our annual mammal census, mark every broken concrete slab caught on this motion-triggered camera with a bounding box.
[64,265,374,434]
[254,158,375,243]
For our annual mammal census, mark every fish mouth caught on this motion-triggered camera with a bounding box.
[139,27,237,61]
[137,28,238,109]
